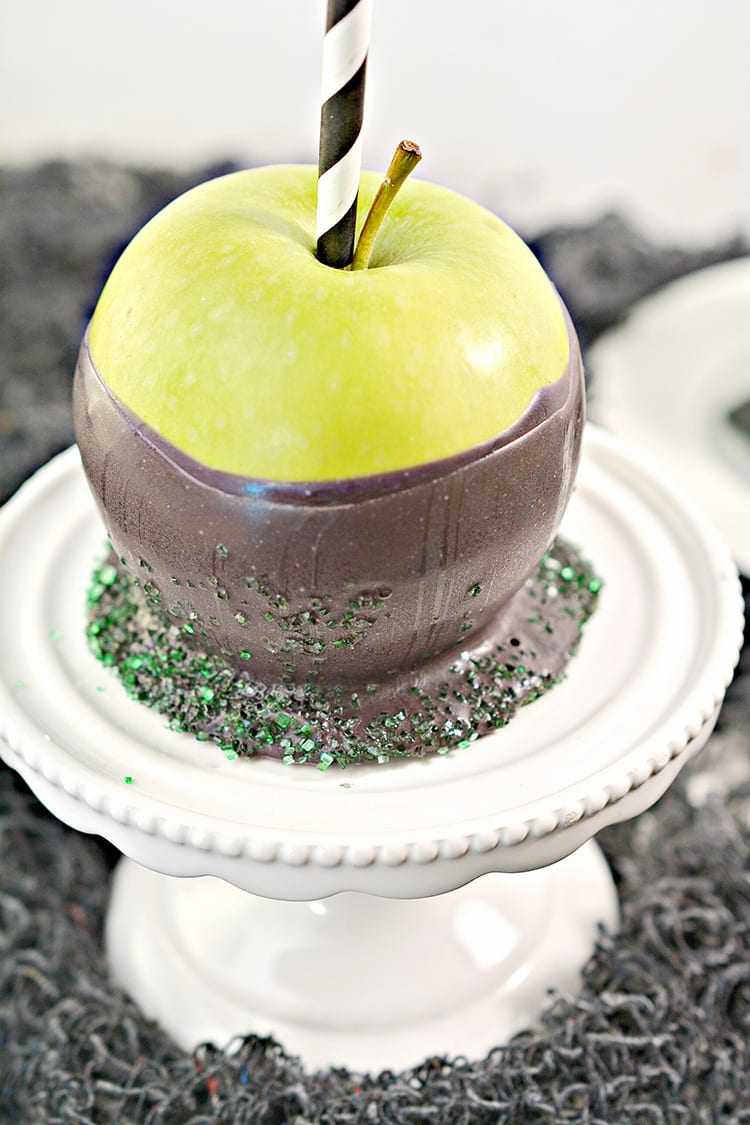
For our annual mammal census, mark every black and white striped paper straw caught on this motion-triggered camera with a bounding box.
[316,0,371,268]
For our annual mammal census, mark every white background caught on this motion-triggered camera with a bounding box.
[2,1,749,243]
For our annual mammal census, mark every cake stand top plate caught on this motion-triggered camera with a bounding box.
[0,427,743,898]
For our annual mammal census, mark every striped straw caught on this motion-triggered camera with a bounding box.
[317,0,371,268]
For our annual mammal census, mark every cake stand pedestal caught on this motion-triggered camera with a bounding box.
[0,427,743,1072]
[106,843,615,1070]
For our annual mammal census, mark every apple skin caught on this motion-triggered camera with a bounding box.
[73,311,583,687]
[87,166,569,482]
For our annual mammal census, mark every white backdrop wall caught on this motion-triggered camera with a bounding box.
[2,1,749,242]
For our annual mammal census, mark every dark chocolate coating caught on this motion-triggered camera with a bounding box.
[73,310,584,686]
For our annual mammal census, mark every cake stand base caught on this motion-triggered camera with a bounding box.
[107,840,618,1072]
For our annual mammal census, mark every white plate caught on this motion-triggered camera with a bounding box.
[588,257,750,574]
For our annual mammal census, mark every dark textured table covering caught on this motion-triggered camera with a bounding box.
[0,161,749,1123]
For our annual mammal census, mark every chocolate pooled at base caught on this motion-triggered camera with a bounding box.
[85,539,601,768]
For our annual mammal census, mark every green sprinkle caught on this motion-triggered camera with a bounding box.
[83,539,601,769]
[123,776,133,785]
[99,564,118,586]
[49,629,62,642]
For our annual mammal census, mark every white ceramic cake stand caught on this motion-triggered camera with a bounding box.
[0,426,743,1073]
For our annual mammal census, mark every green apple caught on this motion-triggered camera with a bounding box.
[89,165,568,482]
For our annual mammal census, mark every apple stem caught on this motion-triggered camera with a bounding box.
[349,140,422,271]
